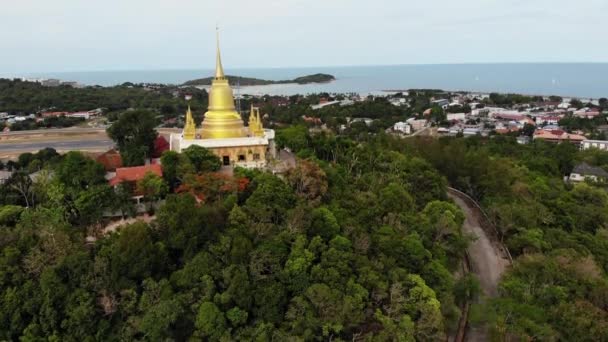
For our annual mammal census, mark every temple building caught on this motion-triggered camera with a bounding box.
[169,33,276,168]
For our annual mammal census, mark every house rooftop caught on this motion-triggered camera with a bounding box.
[572,162,608,178]
[109,164,162,186]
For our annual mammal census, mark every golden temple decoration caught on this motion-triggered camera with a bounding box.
[248,105,264,137]
[199,29,246,139]
[183,104,196,140]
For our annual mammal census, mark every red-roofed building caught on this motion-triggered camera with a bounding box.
[96,149,123,171]
[533,129,586,144]
[109,164,162,187]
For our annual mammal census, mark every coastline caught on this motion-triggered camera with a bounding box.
[3,63,607,98]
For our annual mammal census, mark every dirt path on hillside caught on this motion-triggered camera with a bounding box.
[447,191,511,341]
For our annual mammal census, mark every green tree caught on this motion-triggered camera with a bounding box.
[182,145,221,173]
[137,171,169,202]
[107,110,158,166]
[195,302,227,341]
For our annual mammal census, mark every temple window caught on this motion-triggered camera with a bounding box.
[238,154,246,161]
[253,153,260,160]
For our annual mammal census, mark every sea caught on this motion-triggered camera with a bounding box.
[4,63,608,99]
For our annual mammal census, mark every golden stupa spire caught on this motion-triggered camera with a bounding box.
[199,28,247,139]
[215,26,225,79]
[183,103,196,140]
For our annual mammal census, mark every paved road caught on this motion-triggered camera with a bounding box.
[0,139,114,153]
[447,191,510,341]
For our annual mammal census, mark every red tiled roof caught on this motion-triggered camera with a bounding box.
[495,114,525,121]
[533,129,586,142]
[109,164,162,186]
[96,149,123,171]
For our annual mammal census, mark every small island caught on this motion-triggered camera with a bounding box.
[183,73,335,86]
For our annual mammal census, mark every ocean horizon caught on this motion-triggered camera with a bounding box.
[3,63,607,99]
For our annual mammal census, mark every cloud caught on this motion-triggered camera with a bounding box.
[0,0,606,73]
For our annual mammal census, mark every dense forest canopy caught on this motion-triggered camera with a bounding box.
[0,79,208,117]
[1,77,608,339]
[1,127,607,340]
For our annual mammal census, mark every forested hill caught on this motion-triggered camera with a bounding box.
[182,73,336,86]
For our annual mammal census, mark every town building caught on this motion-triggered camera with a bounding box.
[169,33,276,169]
[569,163,608,183]
[431,99,449,109]
[96,149,123,172]
[406,118,427,132]
[393,121,411,134]
[581,140,608,151]
[446,113,466,121]
[533,129,586,144]
[574,108,601,119]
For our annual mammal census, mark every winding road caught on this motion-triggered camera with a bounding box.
[447,188,511,341]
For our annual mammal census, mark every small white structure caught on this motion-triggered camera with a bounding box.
[311,101,341,110]
[581,140,608,151]
[447,113,466,121]
[393,122,411,134]
[431,99,449,109]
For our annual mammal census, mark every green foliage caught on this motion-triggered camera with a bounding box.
[195,302,227,340]
[136,171,168,201]
[0,78,208,116]
[276,125,310,152]
[0,205,24,226]
[106,110,158,166]
[3,118,607,340]
[182,145,222,173]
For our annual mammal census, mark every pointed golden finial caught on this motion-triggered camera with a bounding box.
[215,25,225,79]
[183,98,196,140]
[256,108,262,126]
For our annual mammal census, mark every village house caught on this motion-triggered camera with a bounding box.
[574,108,601,119]
[569,163,608,183]
[446,113,466,122]
[533,129,586,144]
[109,164,163,188]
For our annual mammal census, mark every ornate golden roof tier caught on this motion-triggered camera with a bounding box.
[200,30,246,139]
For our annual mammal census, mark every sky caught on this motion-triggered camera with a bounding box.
[1,0,607,73]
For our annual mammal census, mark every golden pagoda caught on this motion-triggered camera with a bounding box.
[199,31,247,139]
[170,30,276,169]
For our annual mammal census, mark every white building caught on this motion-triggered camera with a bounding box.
[393,122,411,134]
[581,140,608,151]
[311,100,341,110]
[447,113,466,121]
